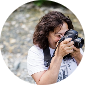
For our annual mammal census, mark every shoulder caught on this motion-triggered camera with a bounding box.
[29,45,43,53]
[27,45,44,60]
[27,45,48,76]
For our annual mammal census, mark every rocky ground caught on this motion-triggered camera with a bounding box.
[0,2,84,84]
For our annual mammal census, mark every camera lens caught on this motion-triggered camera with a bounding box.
[74,38,84,48]
[80,38,84,47]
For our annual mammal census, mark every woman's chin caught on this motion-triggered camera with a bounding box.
[49,44,56,49]
[50,46,56,49]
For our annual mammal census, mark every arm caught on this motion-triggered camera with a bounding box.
[74,53,83,66]
[71,47,83,65]
[32,56,63,85]
[32,38,74,85]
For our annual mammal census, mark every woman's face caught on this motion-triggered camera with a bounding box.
[47,22,69,49]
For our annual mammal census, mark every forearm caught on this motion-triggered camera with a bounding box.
[73,53,83,65]
[37,56,63,85]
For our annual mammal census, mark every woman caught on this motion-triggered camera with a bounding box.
[27,11,83,85]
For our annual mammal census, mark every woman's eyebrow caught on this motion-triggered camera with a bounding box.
[58,33,62,34]
[56,33,62,34]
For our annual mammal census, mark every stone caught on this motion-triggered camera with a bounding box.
[21,24,27,29]
[8,45,16,53]
[15,24,19,27]
[73,19,77,22]
[27,3,35,9]
[17,72,21,77]
[10,38,16,44]
[25,14,30,18]
[0,44,4,49]
[25,38,31,42]
[19,61,27,70]
[13,60,21,71]
[4,22,10,26]
[3,41,9,46]
[11,21,16,25]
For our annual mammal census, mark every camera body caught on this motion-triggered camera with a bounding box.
[59,29,84,48]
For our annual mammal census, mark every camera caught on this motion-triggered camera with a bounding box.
[59,29,84,48]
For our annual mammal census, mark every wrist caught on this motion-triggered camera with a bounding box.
[53,55,63,64]
[55,51,63,59]
[73,52,82,58]
[50,49,63,68]
[50,55,63,68]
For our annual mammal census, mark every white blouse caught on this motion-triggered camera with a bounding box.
[27,45,83,82]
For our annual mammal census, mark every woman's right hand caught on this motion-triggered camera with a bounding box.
[55,38,74,58]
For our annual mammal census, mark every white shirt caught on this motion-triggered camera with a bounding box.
[27,45,83,82]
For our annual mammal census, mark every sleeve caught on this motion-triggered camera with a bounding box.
[80,48,84,55]
[27,48,48,76]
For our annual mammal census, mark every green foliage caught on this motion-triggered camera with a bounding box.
[33,0,67,8]
[34,0,56,7]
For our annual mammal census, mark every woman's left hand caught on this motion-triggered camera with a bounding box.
[71,46,80,57]
[71,47,83,66]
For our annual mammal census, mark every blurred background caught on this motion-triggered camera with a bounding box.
[0,0,84,84]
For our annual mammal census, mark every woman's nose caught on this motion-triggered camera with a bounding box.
[59,34,64,41]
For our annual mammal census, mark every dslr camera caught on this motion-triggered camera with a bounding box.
[59,29,84,48]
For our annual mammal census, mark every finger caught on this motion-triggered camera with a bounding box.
[65,46,74,53]
[66,49,74,54]
[66,45,74,50]
[66,41,74,47]
[62,38,72,44]
[73,46,80,51]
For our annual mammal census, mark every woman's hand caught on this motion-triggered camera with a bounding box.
[70,46,80,57]
[55,38,74,58]
[71,46,83,66]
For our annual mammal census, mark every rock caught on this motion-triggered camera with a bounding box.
[25,38,31,42]
[4,22,10,26]
[78,33,84,37]
[26,3,35,9]
[16,72,21,77]
[19,61,27,70]
[8,45,16,53]
[73,19,77,22]
[29,30,34,34]
[3,41,9,46]
[0,44,4,49]
[40,7,48,11]
[15,14,26,22]
[4,58,9,66]
[15,24,19,27]
[13,60,21,71]
[25,14,30,18]
[10,38,16,44]
[21,25,28,31]
[11,21,16,25]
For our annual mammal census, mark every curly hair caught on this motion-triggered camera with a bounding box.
[33,11,74,49]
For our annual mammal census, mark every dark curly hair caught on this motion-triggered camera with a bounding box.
[33,11,74,49]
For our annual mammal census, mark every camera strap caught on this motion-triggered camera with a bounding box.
[43,46,52,67]
[43,46,72,67]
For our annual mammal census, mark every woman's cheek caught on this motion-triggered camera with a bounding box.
[54,38,60,42]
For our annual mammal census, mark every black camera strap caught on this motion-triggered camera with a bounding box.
[43,46,52,67]
[43,46,72,67]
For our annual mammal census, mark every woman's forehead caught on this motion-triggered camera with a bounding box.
[54,22,68,33]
